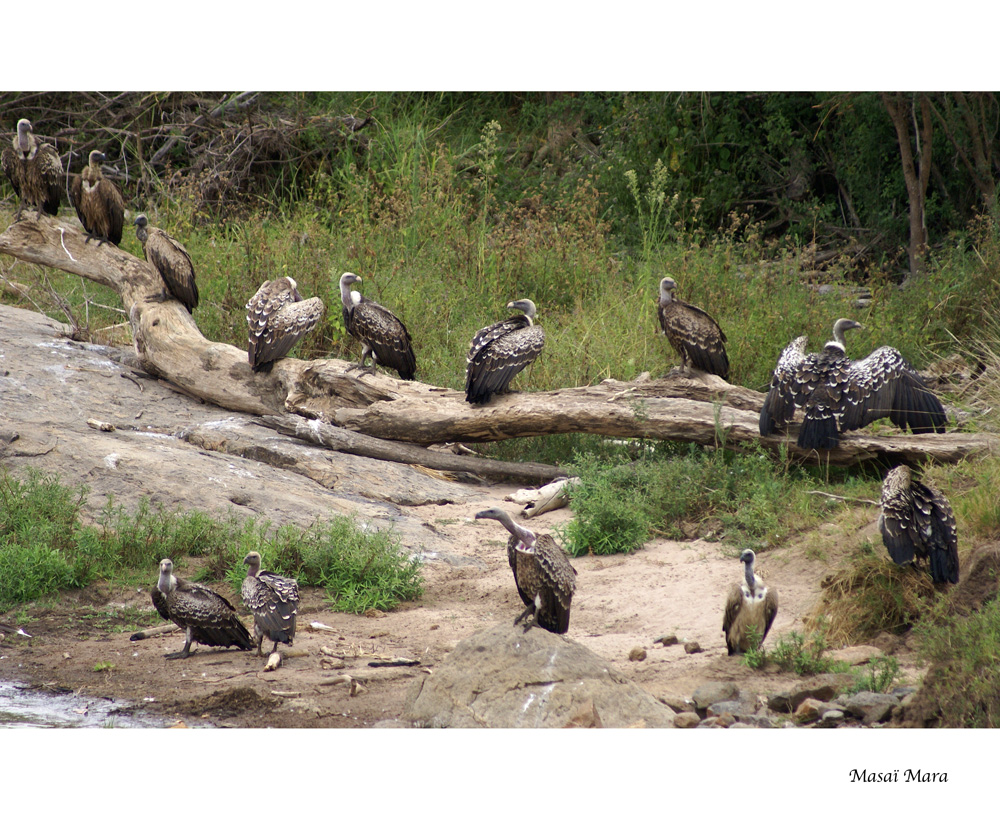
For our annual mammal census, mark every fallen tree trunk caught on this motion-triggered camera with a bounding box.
[1,215,994,469]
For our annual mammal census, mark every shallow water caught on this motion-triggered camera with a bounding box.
[0,681,179,729]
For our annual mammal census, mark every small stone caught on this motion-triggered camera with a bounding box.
[817,709,845,728]
[707,700,741,717]
[653,634,678,647]
[683,641,702,654]
[794,698,824,724]
[628,647,647,662]
[673,712,701,728]
[658,694,694,714]
[692,682,739,711]
[715,712,736,728]
[863,702,894,726]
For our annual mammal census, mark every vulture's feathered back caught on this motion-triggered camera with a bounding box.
[879,465,959,584]
[241,551,300,656]
[70,150,125,245]
[150,558,254,659]
[465,299,546,404]
[759,318,947,450]
[657,277,729,380]
[722,549,778,655]
[338,272,416,380]
[2,119,62,220]
[475,508,576,634]
[135,214,199,313]
[246,276,324,373]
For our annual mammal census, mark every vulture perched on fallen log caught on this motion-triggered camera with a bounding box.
[241,551,299,656]
[150,558,254,659]
[474,508,576,634]
[759,318,947,450]
[879,465,959,584]
[722,549,778,655]
[70,150,125,245]
[134,214,199,313]
[656,277,729,380]
[465,298,546,404]
[246,276,324,373]
[2,118,63,221]
[338,272,416,380]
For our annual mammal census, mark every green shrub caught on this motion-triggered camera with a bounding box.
[768,629,849,676]
[914,597,1000,727]
[223,516,423,614]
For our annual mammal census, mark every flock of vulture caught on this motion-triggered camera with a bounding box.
[3,118,960,662]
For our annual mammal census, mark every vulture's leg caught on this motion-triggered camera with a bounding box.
[165,627,195,660]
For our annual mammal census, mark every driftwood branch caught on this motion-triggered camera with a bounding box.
[257,414,567,484]
[1,215,995,470]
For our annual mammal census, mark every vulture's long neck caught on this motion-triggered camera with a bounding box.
[744,559,757,594]
[157,570,176,595]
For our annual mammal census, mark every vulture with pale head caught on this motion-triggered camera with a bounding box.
[2,118,63,220]
[759,318,947,450]
[246,276,324,373]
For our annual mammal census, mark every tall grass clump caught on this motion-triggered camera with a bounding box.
[0,468,423,615]
[562,441,827,557]
[805,540,937,644]
[0,471,88,608]
[913,597,1000,727]
[222,516,423,614]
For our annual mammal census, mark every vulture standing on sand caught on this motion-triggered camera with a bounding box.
[338,272,416,380]
[2,118,63,221]
[70,150,125,245]
[465,298,546,404]
[758,318,947,450]
[246,276,324,373]
[134,214,199,313]
[656,277,730,380]
[241,551,299,656]
[150,558,254,660]
[879,465,959,584]
[722,549,778,656]
[474,508,576,634]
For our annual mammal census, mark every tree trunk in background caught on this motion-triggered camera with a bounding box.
[882,92,934,280]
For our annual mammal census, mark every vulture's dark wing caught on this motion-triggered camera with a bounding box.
[841,347,946,436]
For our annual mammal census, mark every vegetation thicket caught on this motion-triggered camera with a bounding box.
[0,470,421,615]
[3,92,1000,720]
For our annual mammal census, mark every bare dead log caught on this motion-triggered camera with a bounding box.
[257,414,567,484]
[1,215,995,469]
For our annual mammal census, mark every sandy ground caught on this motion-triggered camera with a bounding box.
[0,481,873,729]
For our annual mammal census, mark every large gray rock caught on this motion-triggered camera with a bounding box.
[402,623,677,728]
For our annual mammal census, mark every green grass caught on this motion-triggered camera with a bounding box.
[222,516,423,614]
[0,468,422,615]
[560,440,862,557]
[913,597,1000,727]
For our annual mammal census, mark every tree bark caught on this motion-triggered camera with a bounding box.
[1,215,992,470]
[882,92,934,279]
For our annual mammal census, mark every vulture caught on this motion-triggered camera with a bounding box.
[150,558,254,660]
[879,465,959,584]
[241,551,299,656]
[722,549,779,656]
[134,214,199,313]
[246,276,324,373]
[759,318,947,450]
[2,118,62,220]
[657,277,729,380]
[70,150,125,245]
[474,508,577,634]
[338,272,416,380]
[465,298,546,404]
